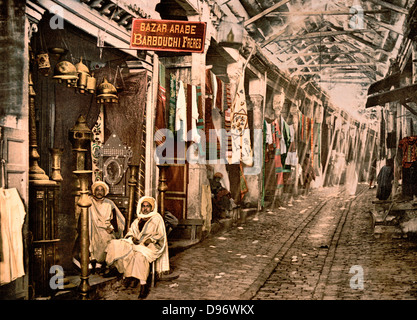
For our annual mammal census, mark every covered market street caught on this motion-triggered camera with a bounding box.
[89,184,417,300]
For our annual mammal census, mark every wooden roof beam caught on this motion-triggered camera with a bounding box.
[367,0,409,15]
[282,62,375,69]
[266,9,389,16]
[243,0,291,27]
[273,29,375,42]
[364,14,404,35]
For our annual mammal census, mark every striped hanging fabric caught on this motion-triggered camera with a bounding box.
[225,83,233,161]
[311,118,314,166]
[168,73,176,134]
[205,69,218,160]
[229,74,253,166]
[272,118,284,189]
[154,62,166,146]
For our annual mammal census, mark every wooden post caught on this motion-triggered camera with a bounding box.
[74,170,92,300]
[125,165,139,235]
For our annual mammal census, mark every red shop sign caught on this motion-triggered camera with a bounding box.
[130,19,206,53]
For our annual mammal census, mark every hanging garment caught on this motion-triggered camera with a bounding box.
[175,80,187,141]
[265,121,273,145]
[168,74,177,134]
[376,165,393,200]
[224,84,233,160]
[215,75,224,112]
[398,136,417,168]
[196,85,204,132]
[205,69,218,160]
[0,188,26,286]
[190,85,201,143]
[154,62,167,146]
[228,74,253,166]
[272,118,284,189]
[285,125,298,167]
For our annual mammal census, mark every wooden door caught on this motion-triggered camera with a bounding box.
[165,163,188,220]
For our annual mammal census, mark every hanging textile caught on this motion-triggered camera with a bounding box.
[0,188,26,285]
[190,85,201,143]
[210,73,224,159]
[229,74,253,166]
[398,136,417,168]
[91,104,104,182]
[175,80,187,141]
[317,124,321,168]
[195,85,205,157]
[168,74,177,134]
[215,76,224,112]
[154,62,167,146]
[285,124,298,167]
[205,69,218,160]
[262,121,267,207]
[311,118,314,166]
[272,118,284,188]
[224,84,233,161]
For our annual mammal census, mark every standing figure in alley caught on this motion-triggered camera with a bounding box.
[302,153,316,195]
[210,172,234,220]
[369,158,377,189]
[105,196,170,299]
[88,181,125,274]
[376,158,394,200]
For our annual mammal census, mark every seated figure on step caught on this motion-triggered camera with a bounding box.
[105,196,170,299]
[209,172,236,220]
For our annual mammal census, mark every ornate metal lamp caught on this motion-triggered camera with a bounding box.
[75,57,90,94]
[69,115,92,171]
[86,72,97,94]
[96,78,118,104]
[53,59,78,87]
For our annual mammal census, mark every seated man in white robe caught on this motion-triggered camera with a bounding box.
[105,196,170,299]
[88,181,125,274]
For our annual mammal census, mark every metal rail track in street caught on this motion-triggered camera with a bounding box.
[241,185,367,300]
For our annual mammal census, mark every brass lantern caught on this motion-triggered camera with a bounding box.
[75,57,90,94]
[36,52,51,76]
[69,115,92,170]
[86,72,97,94]
[96,78,118,104]
[53,59,78,87]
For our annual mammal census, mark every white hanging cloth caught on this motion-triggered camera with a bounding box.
[0,188,26,285]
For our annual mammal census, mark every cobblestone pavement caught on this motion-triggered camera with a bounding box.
[97,184,417,300]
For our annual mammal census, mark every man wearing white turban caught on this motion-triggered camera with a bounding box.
[88,181,125,273]
[105,196,170,299]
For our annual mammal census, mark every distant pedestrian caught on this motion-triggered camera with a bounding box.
[369,158,377,189]
[376,159,394,200]
[302,154,315,195]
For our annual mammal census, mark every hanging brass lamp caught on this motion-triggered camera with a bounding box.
[53,59,78,87]
[86,72,97,94]
[96,78,118,104]
[36,52,51,76]
[75,57,90,94]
